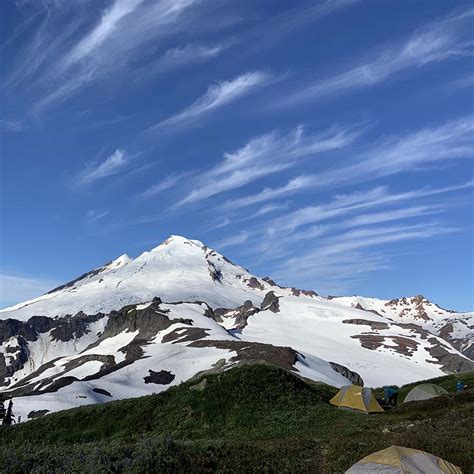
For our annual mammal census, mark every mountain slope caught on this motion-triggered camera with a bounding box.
[331,295,474,359]
[0,235,472,421]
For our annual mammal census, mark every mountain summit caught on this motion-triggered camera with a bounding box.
[0,236,472,423]
[0,235,275,320]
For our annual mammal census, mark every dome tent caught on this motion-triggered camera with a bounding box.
[345,445,461,473]
[329,385,384,414]
[403,383,448,403]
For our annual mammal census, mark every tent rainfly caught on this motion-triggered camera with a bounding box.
[345,445,462,473]
[329,385,384,413]
[403,383,448,403]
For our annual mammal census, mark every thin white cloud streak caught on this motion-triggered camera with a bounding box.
[61,0,144,71]
[217,181,471,279]
[175,124,362,207]
[270,223,459,285]
[210,202,290,231]
[139,171,193,199]
[149,72,271,131]
[214,231,249,249]
[284,205,443,244]
[0,119,26,132]
[0,274,59,308]
[5,4,85,89]
[87,209,109,223]
[148,43,225,76]
[222,116,474,210]
[24,0,200,113]
[276,8,474,108]
[268,180,473,234]
[78,148,128,185]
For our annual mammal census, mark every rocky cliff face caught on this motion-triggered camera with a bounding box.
[331,295,473,361]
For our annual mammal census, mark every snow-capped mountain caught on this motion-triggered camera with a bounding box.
[330,295,473,359]
[0,235,472,422]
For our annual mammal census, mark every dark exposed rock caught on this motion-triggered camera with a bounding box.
[46,264,111,294]
[353,303,383,317]
[92,388,112,397]
[28,316,57,334]
[9,357,62,389]
[343,319,390,330]
[0,312,106,385]
[351,334,385,351]
[62,354,116,375]
[82,359,135,381]
[0,336,30,386]
[144,370,175,385]
[118,339,146,360]
[0,313,103,346]
[290,288,318,298]
[0,319,37,345]
[213,300,260,329]
[39,376,78,394]
[426,337,474,373]
[27,409,49,419]
[245,277,264,290]
[261,291,280,313]
[393,322,430,339]
[88,300,192,347]
[262,276,279,287]
[50,312,104,342]
[261,278,318,298]
[351,334,419,356]
[329,362,364,386]
[208,262,223,282]
[189,340,363,386]
[162,327,209,344]
[190,340,298,372]
[437,322,473,360]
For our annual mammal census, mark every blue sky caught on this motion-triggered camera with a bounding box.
[0,0,473,311]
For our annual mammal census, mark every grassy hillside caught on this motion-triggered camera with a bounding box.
[1,365,473,473]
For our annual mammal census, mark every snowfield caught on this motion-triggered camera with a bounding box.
[1,235,472,421]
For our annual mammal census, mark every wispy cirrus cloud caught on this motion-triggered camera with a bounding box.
[139,171,194,199]
[215,231,249,249]
[86,209,110,223]
[174,123,362,207]
[10,0,202,113]
[221,116,474,209]
[210,202,290,231]
[270,222,459,292]
[276,8,474,108]
[215,178,470,291]
[148,71,271,132]
[214,179,471,287]
[148,43,225,76]
[0,119,26,132]
[266,181,473,235]
[78,148,130,185]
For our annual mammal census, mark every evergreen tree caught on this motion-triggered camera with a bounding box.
[3,400,14,426]
[0,397,5,424]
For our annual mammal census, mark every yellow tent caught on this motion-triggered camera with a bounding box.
[345,445,462,473]
[330,385,384,413]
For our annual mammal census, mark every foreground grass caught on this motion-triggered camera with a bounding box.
[1,365,472,473]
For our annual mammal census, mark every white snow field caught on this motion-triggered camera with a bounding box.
[1,235,472,421]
